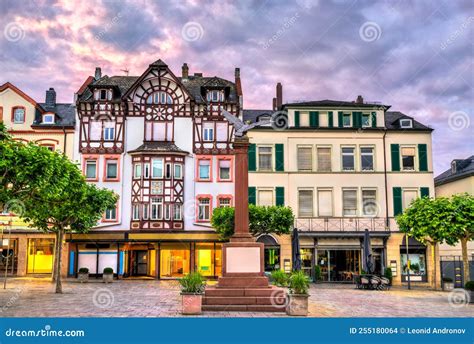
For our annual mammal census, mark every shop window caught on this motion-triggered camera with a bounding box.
[298,189,313,217]
[160,243,190,278]
[400,248,427,282]
[27,239,54,274]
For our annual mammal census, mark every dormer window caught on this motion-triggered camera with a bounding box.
[207,90,224,102]
[99,89,108,100]
[146,91,172,105]
[400,119,413,129]
[42,114,55,124]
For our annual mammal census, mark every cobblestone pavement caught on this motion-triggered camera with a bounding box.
[0,278,472,317]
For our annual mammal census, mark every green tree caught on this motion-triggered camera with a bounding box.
[396,194,474,286]
[0,123,117,293]
[211,204,294,240]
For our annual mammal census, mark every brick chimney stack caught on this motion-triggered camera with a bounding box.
[276,82,283,109]
[45,88,56,107]
[182,63,189,79]
[272,98,277,111]
[356,95,364,104]
[94,67,102,80]
[235,67,242,97]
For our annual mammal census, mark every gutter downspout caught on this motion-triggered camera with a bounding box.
[62,125,67,156]
[382,129,389,228]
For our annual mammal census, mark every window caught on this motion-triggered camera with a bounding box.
[104,127,115,141]
[218,197,231,207]
[362,189,377,216]
[206,90,224,102]
[99,89,107,100]
[342,147,355,171]
[400,119,413,128]
[13,107,25,123]
[298,190,313,217]
[203,124,214,141]
[151,197,163,220]
[146,91,173,104]
[151,181,163,195]
[402,189,418,210]
[360,147,374,171]
[258,146,273,171]
[104,207,117,221]
[343,189,357,216]
[258,190,274,206]
[198,198,211,221]
[342,114,351,127]
[41,144,55,151]
[164,204,171,220]
[317,147,331,172]
[299,113,310,127]
[165,163,172,179]
[132,204,140,220]
[134,164,142,178]
[362,114,370,127]
[105,160,118,180]
[42,114,55,124]
[85,160,97,180]
[198,159,211,180]
[218,159,231,180]
[174,164,182,179]
[319,113,328,127]
[297,146,313,171]
[401,147,415,170]
[143,163,150,178]
[143,204,149,220]
[173,204,182,220]
[317,189,333,217]
[152,158,164,178]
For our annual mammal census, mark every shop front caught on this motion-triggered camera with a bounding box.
[400,236,428,283]
[257,235,281,272]
[27,238,55,274]
[0,238,18,275]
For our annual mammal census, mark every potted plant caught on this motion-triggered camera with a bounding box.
[465,281,474,304]
[384,267,393,285]
[286,270,310,316]
[103,267,114,283]
[270,270,288,287]
[179,272,205,315]
[314,266,322,283]
[442,277,454,291]
[78,267,89,283]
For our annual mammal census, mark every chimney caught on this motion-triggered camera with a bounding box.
[95,67,102,80]
[235,68,240,79]
[356,95,364,104]
[272,97,277,111]
[276,82,283,109]
[45,88,56,107]
[182,63,189,79]
[235,67,242,97]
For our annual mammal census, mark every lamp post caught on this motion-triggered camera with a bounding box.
[0,219,12,289]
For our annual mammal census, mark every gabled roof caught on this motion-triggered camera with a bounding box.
[435,155,474,187]
[283,99,390,110]
[128,141,188,155]
[33,103,75,128]
[385,111,432,131]
[0,82,44,113]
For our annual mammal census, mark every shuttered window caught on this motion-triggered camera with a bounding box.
[248,187,256,205]
[275,144,284,171]
[258,146,273,171]
[393,187,402,216]
[317,147,331,172]
[402,189,418,210]
[401,147,416,171]
[342,189,357,216]
[248,144,256,171]
[328,111,334,128]
[371,112,377,128]
[298,190,313,217]
[318,113,328,127]
[294,111,300,127]
[275,187,284,206]
[309,111,319,128]
[418,144,428,171]
[317,189,333,217]
[297,146,313,171]
[391,144,400,171]
[258,190,274,206]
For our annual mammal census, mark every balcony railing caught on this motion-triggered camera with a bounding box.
[295,217,395,232]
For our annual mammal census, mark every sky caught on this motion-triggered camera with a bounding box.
[0,0,472,175]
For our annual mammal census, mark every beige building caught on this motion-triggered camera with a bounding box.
[435,156,474,257]
[0,82,75,276]
[245,88,439,288]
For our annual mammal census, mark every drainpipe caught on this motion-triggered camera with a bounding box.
[62,125,67,156]
[382,129,389,228]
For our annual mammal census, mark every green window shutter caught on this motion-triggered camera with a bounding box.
[418,144,428,171]
[393,187,403,216]
[352,112,362,128]
[248,144,256,171]
[391,144,400,171]
[338,111,343,128]
[309,111,319,128]
[275,187,285,206]
[371,112,377,128]
[420,187,430,198]
[275,144,284,171]
[294,111,300,128]
[248,187,256,205]
[328,111,334,127]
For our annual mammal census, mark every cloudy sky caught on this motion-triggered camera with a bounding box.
[0,0,472,174]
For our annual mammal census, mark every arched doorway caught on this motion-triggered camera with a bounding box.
[257,235,281,272]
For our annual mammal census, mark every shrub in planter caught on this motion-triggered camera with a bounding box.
[270,270,288,287]
[78,267,89,283]
[286,270,310,316]
[103,267,114,283]
[179,272,205,315]
[442,277,454,291]
[314,266,322,283]
[384,267,393,285]
[465,281,474,304]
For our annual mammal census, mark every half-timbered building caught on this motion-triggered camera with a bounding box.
[69,59,241,279]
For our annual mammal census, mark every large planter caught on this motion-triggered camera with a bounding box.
[181,293,203,315]
[78,272,89,283]
[286,294,309,316]
[103,273,114,284]
[443,282,454,291]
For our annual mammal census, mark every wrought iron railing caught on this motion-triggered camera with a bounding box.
[295,217,395,232]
